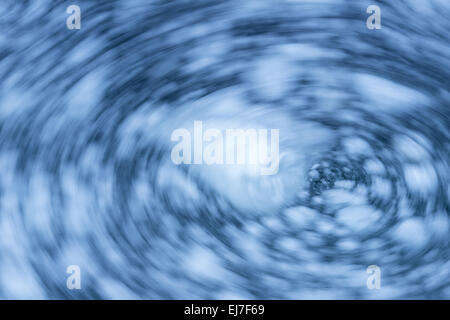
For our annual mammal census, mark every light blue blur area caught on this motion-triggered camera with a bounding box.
[0,0,448,299]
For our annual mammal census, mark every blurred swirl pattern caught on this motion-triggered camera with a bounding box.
[0,0,449,299]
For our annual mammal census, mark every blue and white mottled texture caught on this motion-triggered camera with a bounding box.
[0,0,448,299]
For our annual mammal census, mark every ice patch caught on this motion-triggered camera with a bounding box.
[393,218,428,248]
[343,137,372,155]
[355,74,428,111]
[337,205,381,232]
[283,206,317,227]
[403,164,437,194]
